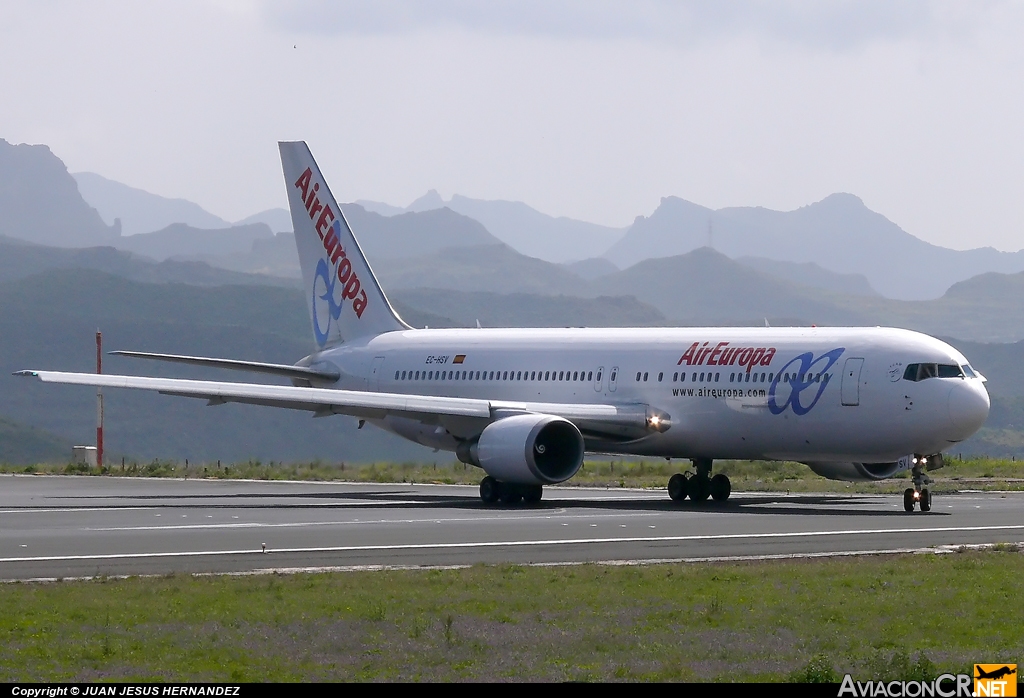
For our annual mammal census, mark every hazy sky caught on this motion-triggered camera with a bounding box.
[2,1,1023,251]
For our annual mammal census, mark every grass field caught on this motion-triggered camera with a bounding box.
[1,550,1021,682]
[3,456,1023,493]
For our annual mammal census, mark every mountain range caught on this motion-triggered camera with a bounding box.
[73,171,295,235]
[5,135,1024,461]
[0,235,298,288]
[391,189,628,264]
[0,139,120,247]
[73,171,232,235]
[604,194,1024,300]
[2,136,1008,302]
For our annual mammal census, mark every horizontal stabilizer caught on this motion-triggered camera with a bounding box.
[109,350,340,382]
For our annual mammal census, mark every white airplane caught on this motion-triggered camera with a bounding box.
[18,142,991,511]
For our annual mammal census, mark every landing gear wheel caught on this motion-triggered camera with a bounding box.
[710,474,731,502]
[903,488,916,512]
[910,456,934,514]
[480,476,500,504]
[523,484,543,504]
[668,473,689,502]
[499,485,523,505]
[688,474,711,502]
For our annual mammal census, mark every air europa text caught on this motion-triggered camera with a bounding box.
[294,167,368,318]
[678,341,776,373]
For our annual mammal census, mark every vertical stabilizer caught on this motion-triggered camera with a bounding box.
[279,141,409,347]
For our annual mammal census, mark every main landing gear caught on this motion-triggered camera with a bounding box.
[479,476,543,505]
[668,458,731,503]
[903,455,933,513]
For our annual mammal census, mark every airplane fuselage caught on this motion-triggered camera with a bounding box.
[304,325,990,464]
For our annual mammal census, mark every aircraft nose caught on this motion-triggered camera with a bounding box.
[947,381,990,441]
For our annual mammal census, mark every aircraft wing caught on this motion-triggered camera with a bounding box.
[108,351,341,382]
[15,371,666,439]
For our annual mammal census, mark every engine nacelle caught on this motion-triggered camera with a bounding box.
[457,414,585,485]
[804,460,909,482]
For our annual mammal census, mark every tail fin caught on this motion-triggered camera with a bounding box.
[279,141,409,348]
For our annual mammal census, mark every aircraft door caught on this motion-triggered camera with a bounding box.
[609,366,618,392]
[841,357,864,406]
[594,366,604,392]
[369,356,386,391]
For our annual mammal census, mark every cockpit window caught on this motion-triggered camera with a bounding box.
[903,363,964,381]
[961,364,977,378]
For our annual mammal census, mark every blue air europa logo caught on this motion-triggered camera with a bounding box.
[767,348,845,416]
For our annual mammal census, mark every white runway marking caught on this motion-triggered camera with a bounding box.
[3,523,1024,564]
[0,502,431,515]
[82,508,698,532]
[0,507,158,514]
[4,542,1022,585]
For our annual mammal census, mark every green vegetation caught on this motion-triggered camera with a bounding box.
[0,550,1020,681]
[0,416,71,464]
[4,455,1024,493]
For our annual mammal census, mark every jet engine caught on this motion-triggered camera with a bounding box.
[457,414,585,485]
[804,461,907,482]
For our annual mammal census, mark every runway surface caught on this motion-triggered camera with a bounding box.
[1,475,1022,581]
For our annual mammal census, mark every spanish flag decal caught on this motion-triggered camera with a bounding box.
[453,355,466,364]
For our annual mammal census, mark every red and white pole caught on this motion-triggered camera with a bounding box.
[96,330,103,469]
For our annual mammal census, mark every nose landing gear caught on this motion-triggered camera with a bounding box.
[903,455,934,513]
[668,459,731,503]
[903,487,931,512]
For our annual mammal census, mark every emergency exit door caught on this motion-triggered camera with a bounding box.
[369,356,386,391]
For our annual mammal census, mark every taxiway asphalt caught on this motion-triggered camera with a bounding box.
[1,475,1022,581]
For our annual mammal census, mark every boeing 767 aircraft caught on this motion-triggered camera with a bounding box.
[18,142,991,511]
